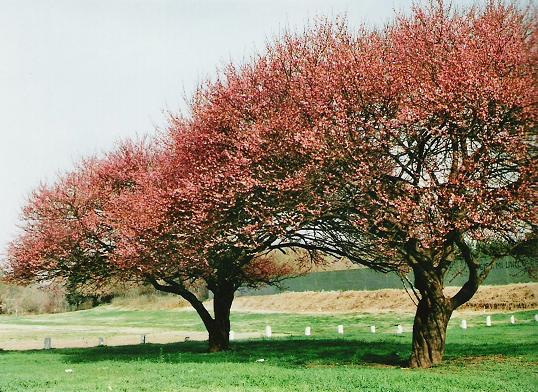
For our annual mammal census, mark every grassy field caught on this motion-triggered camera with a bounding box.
[0,308,537,391]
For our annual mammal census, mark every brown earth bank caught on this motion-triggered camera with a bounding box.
[229,283,538,314]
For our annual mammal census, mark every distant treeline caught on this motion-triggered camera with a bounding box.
[0,284,68,315]
[0,283,192,315]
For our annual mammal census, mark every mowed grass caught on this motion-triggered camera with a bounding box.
[0,308,537,392]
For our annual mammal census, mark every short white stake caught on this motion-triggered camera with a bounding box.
[98,337,105,346]
[265,325,272,338]
[510,316,516,324]
[396,325,403,334]
[229,331,235,341]
[305,326,311,336]
[44,337,52,350]
[337,325,344,335]
[370,325,376,333]
[486,316,492,327]
[461,319,467,330]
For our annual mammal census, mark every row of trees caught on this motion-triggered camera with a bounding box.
[5,1,536,368]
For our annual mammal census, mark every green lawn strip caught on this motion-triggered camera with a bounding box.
[0,342,535,392]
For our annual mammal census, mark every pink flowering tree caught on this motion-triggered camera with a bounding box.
[190,1,537,367]
[6,133,299,352]
[105,119,302,352]
[5,23,335,351]
[272,2,537,367]
[5,0,536,365]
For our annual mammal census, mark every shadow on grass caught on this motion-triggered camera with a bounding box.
[0,331,538,368]
[45,339,407,368]
[29,335,534,369]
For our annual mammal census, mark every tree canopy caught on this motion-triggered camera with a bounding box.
[5,1,537,366]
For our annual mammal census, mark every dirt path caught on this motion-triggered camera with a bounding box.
[0,324,263,351]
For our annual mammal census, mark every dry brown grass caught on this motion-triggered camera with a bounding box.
[446,283,538,311]
[106,282,537,313]
[229,283,538,314]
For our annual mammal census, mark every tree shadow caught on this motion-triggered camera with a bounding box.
[5,335,534,369]
[58,338,410,368]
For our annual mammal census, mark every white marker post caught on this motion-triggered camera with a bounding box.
[229,331,235,341]
[98,337,105,346]
[337,325,344,335]
[265,325,272,338]
[396,325,403,334]
[510,316,516,324]
[370,325,376,333]
[44,337,52,350]
[486,316,492,327]
[461,320,467,330]
[305,327,311,336]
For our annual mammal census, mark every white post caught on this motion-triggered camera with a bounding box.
[534,314,538,322]
[140,334,147,344]
[486,316,492,327]
[337,325,344,335]
[396,325,403,334]
[98,337,105,346]
[510,316,516,324]
[229,331,235,341]
[305,326,311,336]
[460,320,467,329]
[265,325,272,338]
[44,337,52,350]
[370,325,376,333]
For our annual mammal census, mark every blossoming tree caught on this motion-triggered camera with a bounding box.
[189,1,537,367]
[270,2,537,367]
[5,0,536,366]
[7,131,301,352]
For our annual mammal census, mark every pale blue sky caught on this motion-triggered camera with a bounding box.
[0,0,479,255]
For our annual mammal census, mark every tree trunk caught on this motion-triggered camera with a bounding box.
[208,285,234,352]
[409,293,453,368]
[404,234,485,368]
[208,324,230,352]
[408,260,454,368]
[147,277,235,353]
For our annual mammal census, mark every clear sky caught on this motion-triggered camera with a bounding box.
[0,0,478,256]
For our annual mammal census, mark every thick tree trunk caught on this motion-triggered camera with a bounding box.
[208,324,230,352]
[407,233,483,368]
[147,277,236,353]
[408,259,454,369]
[409,293,453,368]
[208,285,234,352]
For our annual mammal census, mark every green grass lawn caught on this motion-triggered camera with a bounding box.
[0,308,537,391]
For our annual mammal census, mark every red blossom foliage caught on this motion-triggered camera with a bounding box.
[5,0,536,362]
